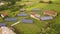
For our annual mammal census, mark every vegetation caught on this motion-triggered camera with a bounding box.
[48,0,52,4]
[0,0,60,34]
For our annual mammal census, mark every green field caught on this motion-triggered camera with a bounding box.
[0,0,60,34]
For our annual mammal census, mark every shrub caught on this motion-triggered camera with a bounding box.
[48,1,52,4]
[39,0,44,3]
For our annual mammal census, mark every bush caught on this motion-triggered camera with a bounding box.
[48,1,52,4]
[0,6,7,11]
[39,0,44,3]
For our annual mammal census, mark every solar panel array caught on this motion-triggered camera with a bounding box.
[21,19,33,23]
[17,13,28,16]
[40,16,53,20]
[31,8,41,12]
[0,23,6,26]
[5,18,17,21]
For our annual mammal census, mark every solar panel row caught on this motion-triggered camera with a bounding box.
[5,18,17,21]
[21,19,33,23]
[17,13,28,16]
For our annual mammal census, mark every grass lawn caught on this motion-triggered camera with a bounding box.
[0,0,60,34]
[6,3,60,34]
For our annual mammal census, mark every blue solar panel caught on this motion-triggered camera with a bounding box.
[5,18,17,21]
[21,19,33,23]
[0,23,6,26]
[17,13,28,16]
[40,16,53,20]
[32,8,41,12]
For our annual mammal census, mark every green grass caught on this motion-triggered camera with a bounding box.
[0,0,60,34]
[7,4,60,34]
[14,3,60,34]
[7,3,60,34]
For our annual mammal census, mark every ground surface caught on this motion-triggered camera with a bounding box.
[0,0,60,34]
